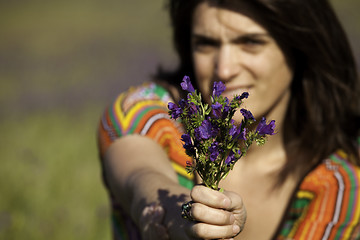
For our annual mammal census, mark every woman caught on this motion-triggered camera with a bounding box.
[98,0,360,239]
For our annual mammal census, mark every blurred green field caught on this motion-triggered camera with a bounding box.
[0,108,110,239]
[0,0,359,239]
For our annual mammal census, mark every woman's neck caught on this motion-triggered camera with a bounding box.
[244,90,291,170]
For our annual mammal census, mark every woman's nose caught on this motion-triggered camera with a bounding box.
[215,45,241,82]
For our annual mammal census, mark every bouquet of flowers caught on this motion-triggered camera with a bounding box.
[168,76,275,190]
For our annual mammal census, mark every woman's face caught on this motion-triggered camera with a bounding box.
[191,1,293,122]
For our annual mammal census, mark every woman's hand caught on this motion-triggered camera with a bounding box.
[186,185,246,239]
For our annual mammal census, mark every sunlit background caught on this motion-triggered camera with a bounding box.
[0,0,359,239]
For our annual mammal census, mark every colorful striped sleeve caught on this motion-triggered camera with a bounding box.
[98,82,194,187]
[277,149,360,240]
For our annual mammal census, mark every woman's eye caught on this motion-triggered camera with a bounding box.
[238,37,267,52]
[193,39,218,52]
[242,37,265,46]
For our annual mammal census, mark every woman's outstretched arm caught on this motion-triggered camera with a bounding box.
[103,134,192,239]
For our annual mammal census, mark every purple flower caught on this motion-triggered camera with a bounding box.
[212,81,226,97]
[189,102,198,115]
[208,118,220,137]
[168,102,182,119]
[212,98,230,119]
[181,134,193,150]
[256,117,276,136]
[212,102,223,118]
[239,127,247,140]
[223,97,230,115]
[240,108,255,121]
[235,122,247,140]
[209,142,220,162]
[181,75,195,93]
[195,119,213,140]
[229,124,246,140]
[235,92,249,101]
[229,125,238,137]
[225,151,235,165]
[225,150,243,165]
[178,98,187,108]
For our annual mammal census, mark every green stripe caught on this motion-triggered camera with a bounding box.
[178,174,194,190]
[128,105,165,134]
[279,196,312,237]
[154,84,168,99]
[109,106,123,136]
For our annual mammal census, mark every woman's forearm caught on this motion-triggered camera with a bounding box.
[103,135,191,228]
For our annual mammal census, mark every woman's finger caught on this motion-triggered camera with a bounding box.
[190,185,232,209]
[190,185,245,212]
[187,222,240,239]
[191,202,235,225]
[222,190,245,211]
[222,190,247,234]
[190,185,246,235]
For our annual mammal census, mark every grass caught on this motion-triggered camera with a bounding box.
[0,107,111,239]
[0,0,173,238]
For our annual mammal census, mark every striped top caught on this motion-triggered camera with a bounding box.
[97,82,360,240]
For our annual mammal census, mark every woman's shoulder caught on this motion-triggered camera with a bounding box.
[303,137,360,184]
[279,148,360,239]
[97,81,184,158]
[302,149,360,190]
[98,81,175,138]
[116,81,174,112]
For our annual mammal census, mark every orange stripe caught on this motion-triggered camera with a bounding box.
[98,112,115,158]
[328,163,352,239]
[295,164,339,239]
[134,108,168,133]
[147,120,192,167]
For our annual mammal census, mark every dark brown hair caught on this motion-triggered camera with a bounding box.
[157,0,360,177]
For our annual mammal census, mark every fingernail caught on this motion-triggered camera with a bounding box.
[233,224,240,234]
